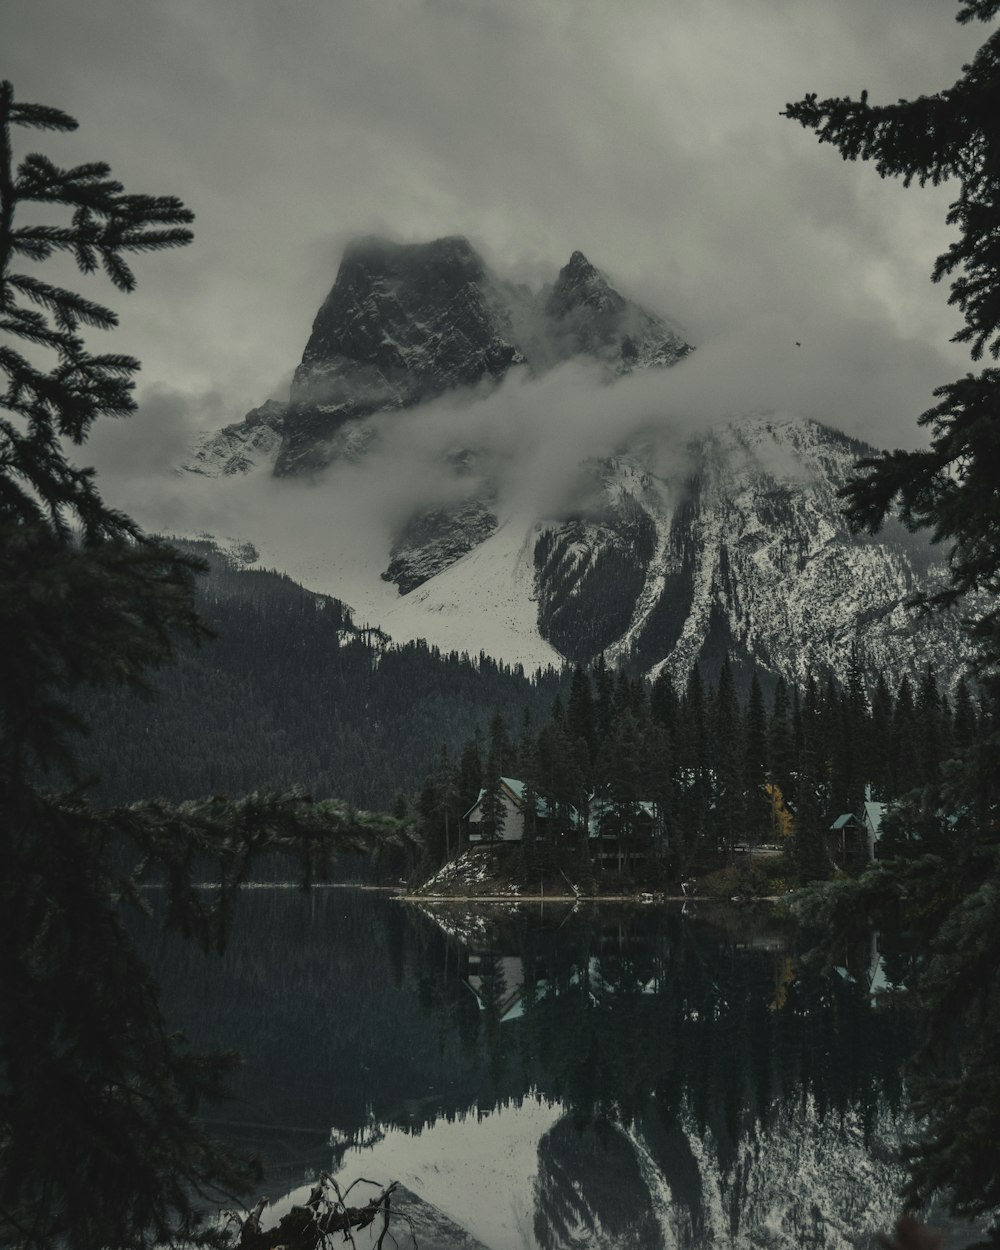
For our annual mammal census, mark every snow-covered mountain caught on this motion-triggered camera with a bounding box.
[266,1094,927,1250]
[180,399,286,477]
[531,415,967,687]
[189,236,690,480]
[181,236,970,690]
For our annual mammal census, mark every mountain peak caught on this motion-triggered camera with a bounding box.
[556,250,605,290]
[193,237,692,478]
[277,234,520,473]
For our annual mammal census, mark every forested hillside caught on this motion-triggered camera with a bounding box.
[410,653,981,884]
[76,542,567,809]
[77,539,977,883]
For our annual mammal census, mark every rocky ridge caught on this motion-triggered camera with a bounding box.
[180,399,287,477]
[188,236,691,481]
[181,236,971,691]
[531,414,970,687]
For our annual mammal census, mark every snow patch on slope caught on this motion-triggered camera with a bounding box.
[270,1097,560,1250]
[375,509,561,671]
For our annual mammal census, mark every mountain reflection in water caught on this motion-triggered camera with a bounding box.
[138,887,956,1250]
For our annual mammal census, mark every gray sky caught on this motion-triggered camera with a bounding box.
[5,0,992,474]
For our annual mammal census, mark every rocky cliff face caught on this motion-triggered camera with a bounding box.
[181,236,970,690]
[180,399,287,477]
[188,236,692,479]
[531,415,970,688]
[383,497,499,595]
[278,236,530,475]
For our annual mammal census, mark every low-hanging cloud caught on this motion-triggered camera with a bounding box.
[8,0,988,454]
[82,306,925,608]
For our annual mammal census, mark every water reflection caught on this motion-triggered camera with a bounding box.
[139,888,964,1249]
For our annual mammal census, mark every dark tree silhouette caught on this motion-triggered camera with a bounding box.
[784,2,1000,1218]
[0,83,399,1249]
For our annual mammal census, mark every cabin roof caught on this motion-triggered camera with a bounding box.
[863,801,885,838]
[462,777,556,821]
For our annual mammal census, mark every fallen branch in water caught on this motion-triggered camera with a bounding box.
[233,1174,413,1250]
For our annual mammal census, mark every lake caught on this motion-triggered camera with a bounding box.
[139,886,983,1250]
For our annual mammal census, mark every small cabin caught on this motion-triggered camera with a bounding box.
[829,811,864,862]
[829,801,885,863]
[587,798,666,862]
[464,777,560,843]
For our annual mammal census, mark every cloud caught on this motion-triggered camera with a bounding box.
[88,332,872,579]
[9,0,994,551]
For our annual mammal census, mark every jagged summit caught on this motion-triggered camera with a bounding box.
[554,249,610,292]
[545,248,689,370]
[242,235,692,474]
[299,234,499,371]
[176,233,968,691]
[563,249,601,280]
[277,235,524,474]
[546,250,627,344]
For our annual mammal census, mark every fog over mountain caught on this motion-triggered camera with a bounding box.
[9,1,984,688]
[10,0,984,468]
[83,234,970,690]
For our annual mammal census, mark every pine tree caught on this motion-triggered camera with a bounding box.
[566,662,596,784]
[519,725,541,854]
[0,85,401,1249]
[457,729,484,814]
[712,655,744,861]
[642,720,672,862]
[650,667,679,736]
[592,652,614,748]
[869,672,895,800]
[767,677,794,800]
[535,717,579,841]
[416,774,442,860]
[480,739,507,843]
[784,5,1000,1215]
[488,708,514,777]
[915,666,946,785]
[891,675,920,795]
[792,735,830,884]
[743,672,769,841]
[517,704,535,771]
[608,708,643,873]
[432,744,459,862]
[952,677,979,752]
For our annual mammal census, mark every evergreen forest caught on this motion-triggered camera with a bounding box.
[75,542,978,893]
[74,542,568,810]
[407,652,978,889]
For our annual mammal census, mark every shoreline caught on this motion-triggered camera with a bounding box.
[402,893,780,904]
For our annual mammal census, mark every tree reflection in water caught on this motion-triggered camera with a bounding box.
[140,889,942,1249]
[415,900,917,1246]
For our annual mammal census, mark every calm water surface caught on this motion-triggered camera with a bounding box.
[139,887,982,1250]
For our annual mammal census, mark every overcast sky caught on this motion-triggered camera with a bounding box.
[5,0,992,481]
